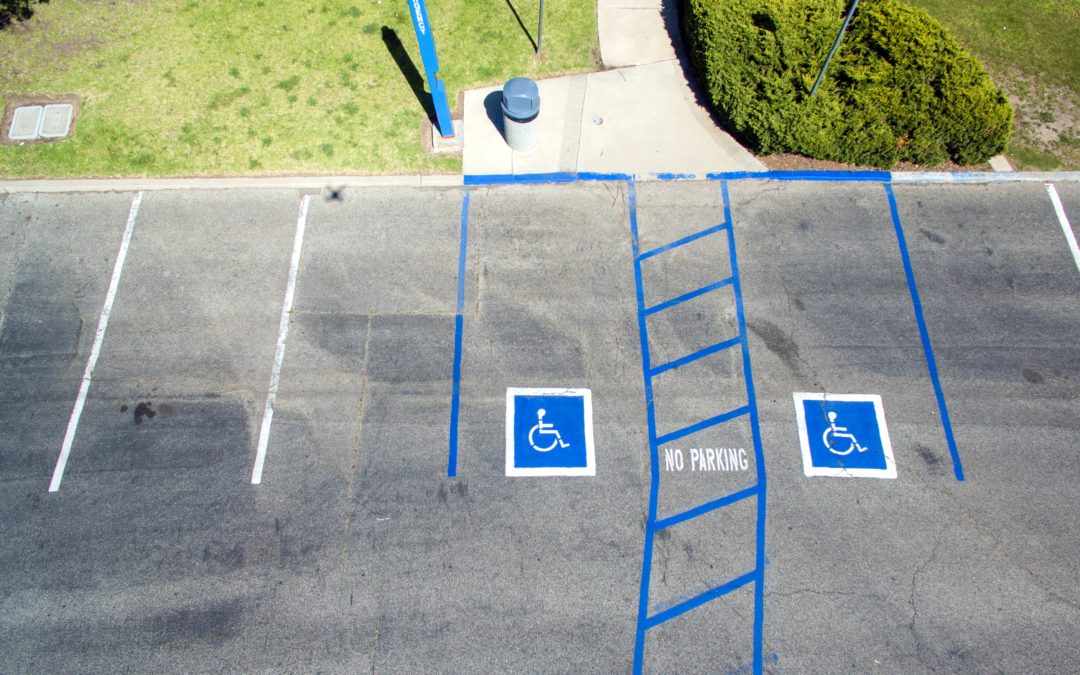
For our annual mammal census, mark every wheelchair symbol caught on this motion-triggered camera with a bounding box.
[823,411,869,456]
[528,408,571,452]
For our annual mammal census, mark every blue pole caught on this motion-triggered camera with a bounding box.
[810,0,860,97]
[406,0,456,138]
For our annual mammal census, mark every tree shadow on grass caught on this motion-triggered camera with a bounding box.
[0,0,46,30]
[381,26,435,124]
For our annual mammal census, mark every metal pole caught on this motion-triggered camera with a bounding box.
[537,0,545,55]
[810,0,860,97]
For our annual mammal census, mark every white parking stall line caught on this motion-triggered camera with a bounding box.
[49,191,144,492]
[1047,184,1080,275]
[251,195,311,485]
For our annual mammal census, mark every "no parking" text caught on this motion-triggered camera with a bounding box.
[663,447,748,472]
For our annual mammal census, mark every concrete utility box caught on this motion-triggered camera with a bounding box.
[501,77,540,153]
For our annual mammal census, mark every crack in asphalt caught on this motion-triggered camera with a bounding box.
[909,534,943,671]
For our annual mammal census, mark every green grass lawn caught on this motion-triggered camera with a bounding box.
[906,0,1080,170]
[0,0,597,178]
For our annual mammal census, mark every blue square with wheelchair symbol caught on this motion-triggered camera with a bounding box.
[793,393,896,479]
[505,388,595,477]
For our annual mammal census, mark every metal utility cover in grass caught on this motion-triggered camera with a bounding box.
[9,105,43,141]
[40,104,74,138]
[7,103,74,141]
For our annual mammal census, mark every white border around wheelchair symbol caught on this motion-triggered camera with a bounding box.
[505,387,595,477]
[793,393,897,479]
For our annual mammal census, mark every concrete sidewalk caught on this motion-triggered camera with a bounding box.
[461,0,766,177]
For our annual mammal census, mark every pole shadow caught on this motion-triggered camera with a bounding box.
[505,0,538,53]
[381,26,436,123]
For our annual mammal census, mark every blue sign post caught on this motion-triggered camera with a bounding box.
[506,388,596,477]
[794,393,897,479]
[406,0,456,138]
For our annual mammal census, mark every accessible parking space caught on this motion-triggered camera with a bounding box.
[732,180,968,673]
[386,182,647,670]
[732,179,1080,672]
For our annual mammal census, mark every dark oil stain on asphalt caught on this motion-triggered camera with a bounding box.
[121,401,157,424]
[118,402,172,424]
[1022,368,1044,385]
[914,444,945,474]
[748,320,804,378]
[90,398,249,471]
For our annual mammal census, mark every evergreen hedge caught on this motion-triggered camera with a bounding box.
[682,0,1013,167]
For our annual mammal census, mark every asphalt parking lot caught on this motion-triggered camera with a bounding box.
[1,178,1078,672]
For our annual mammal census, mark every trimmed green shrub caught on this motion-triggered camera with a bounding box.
[682,0,1013,167]
[1,0,45,29]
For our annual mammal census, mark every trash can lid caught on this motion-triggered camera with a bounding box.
[501,77,540,120]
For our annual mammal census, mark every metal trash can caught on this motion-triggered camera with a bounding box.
[501,77,540,152]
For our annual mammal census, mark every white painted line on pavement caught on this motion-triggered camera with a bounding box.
[1047,184,1080,275]
[252,194,310,485]
[49,191,144,492]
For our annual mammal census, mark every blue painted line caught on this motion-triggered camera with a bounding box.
[723,179,768,674]
[463,171,630,186]
[447,191,471,478]
[455,192,471,312]
[655,405,751,446]
[637,221,731,262]
[644,276,735,316]
[706,170,891,182]
[629,179,661,674]
[652,484,758,532]
[650,570,754,617]
[649,336,742,378]
[884,183,965,481]
[646,571,756,630]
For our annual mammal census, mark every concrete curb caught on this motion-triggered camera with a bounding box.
[3,171,1080,194]
[889,171,1080,184]
[0,174,466,194]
